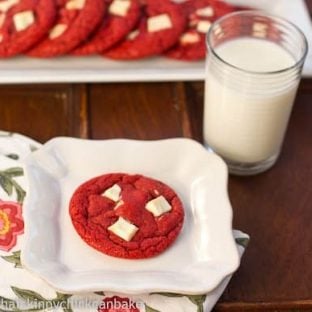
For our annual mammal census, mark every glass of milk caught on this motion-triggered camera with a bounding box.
[204,11,308,175]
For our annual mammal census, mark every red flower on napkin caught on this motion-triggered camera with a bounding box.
[98,296,140,312]
[0,201,24,252]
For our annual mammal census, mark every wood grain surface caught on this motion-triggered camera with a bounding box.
[88,82,192,140]
[216,80,312,311]
[0,84,87,142]
[181,80,312,311]
[0,2,311,311]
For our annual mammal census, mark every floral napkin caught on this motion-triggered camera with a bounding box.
[0,131,249,312]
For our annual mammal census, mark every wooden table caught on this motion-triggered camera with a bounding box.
[0,2,311,311]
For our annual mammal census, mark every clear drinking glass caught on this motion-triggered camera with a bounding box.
[203,11,308,175]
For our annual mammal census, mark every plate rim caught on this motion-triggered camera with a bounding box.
[21,137,240,294]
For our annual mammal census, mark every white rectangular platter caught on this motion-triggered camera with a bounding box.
[0,0,311,83]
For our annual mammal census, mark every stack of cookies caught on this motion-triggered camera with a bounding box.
[0,0,246,60]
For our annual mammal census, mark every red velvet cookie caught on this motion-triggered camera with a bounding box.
[28,0,106,57]
[165,0,234,61]
[0,0,56,57]
[73,0,141,55]
[104,0,186,60]
[69,173,184,259]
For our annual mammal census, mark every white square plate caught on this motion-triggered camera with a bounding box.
[21,138,239,294]
[0,0,311,83]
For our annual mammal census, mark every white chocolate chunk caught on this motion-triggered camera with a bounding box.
[196,20,211,34]
[109,0,131,17]
[49,24,68,39]
[252,22,268,38]
[102,184,121,202]
[66,0,85,10]
[13,11,34,32]
[145,196,172,217]
[214,24,223,35]
[147,14,172,33]
[213,24,224,38]
[196,6,214,17]
[253,22,268,32]
[108,217,138,241]
[180,32,200,45]
[127,29,139,40]
[253,31,267,38]
[0,0,19,13]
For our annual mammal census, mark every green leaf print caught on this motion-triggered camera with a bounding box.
[0,168,26,203]
[5,154,19,161]
[235,237,249,248]
[55,293,72,301]
[186,295,206,312]
[0,176,13,196]
[1,251,22,268]
[152,293,184,298]
[3,168,24,178]
[29,145,38,153]
[15,185,26,204]
[145,304,161,312]
[11,287,47,303]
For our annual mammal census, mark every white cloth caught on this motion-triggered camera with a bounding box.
[0,132,249,312]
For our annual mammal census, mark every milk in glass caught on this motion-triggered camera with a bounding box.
[204,38,298,163]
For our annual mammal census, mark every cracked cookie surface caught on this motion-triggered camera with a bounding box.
[69,173,184,259]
